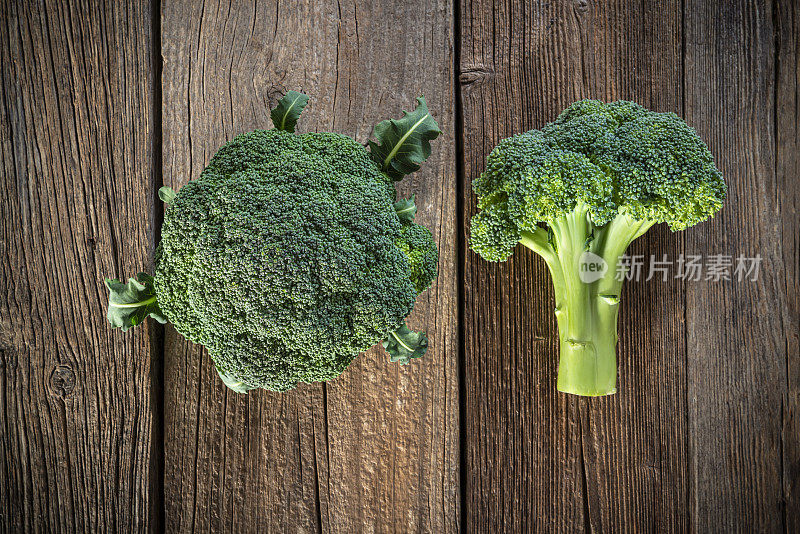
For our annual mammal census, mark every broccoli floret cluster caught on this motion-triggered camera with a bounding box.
[471,100,726,262]
[396,223,438,294]
[106,92,441,393]
[156,130,426,391]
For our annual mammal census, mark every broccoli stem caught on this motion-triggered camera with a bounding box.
[521,204,655,396]
[556,304,618,396]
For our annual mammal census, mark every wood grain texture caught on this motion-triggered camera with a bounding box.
[459,1,690,530]
[776,0,800,527]
[160,0,458,531]
[317,2,459,531]
[0,0,797,531]
[458,2,585,529]
[684,1,791,530]
[0,0,156,531]
[561,3,692,532]
[459,0,800,531]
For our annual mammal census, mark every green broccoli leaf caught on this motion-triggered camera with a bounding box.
[368,96,441,181]
[105,273,166,331]
[216,367,255,394]
[270,90,309,132]
[394,195,417,223]
[158,186,176,204]
[383,323,428,364]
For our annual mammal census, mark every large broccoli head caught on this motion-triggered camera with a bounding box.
[155,130,400,390]
[471,100,726,261]
[139,93,440,393]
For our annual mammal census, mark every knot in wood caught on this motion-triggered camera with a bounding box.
[573,0,590,13]
[50,365,76,398]
[459,66,493,88]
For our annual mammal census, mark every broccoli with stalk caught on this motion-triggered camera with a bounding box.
[105,91,440,393]
[470,100,725,396]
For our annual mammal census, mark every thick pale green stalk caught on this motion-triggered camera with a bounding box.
[556,311,618,396]
[521,206,655,396]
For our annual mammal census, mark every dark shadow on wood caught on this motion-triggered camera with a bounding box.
[149,0,165,531]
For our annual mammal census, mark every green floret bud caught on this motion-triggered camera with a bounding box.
[550,99,649,127]
[469,202,522,262]
[610,112,726,229]
[396,222,439,294]
[471,100,726,264]
[470,130,615,261]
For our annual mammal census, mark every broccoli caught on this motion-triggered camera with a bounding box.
[470,100,725,396]
[106,91,440,393]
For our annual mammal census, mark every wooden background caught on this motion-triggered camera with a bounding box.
[0,0,797,531]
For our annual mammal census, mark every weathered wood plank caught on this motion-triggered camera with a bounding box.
[569,3,691,532]
[1,0,793,530]
[160,3,331,530]
[776,0,800,527]
[459,0,722,530]
[160,1,458,531]
[0,0,156,531]
[318,1,459,532]
[684,0,789,530]
[459,1,588,530]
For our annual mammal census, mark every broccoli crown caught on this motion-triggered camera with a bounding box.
[471,100,726,261]
[154,129,420,391]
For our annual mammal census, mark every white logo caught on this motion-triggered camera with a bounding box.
[579,252,608,283]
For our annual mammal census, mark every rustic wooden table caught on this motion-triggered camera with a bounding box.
[1,0,797,532]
